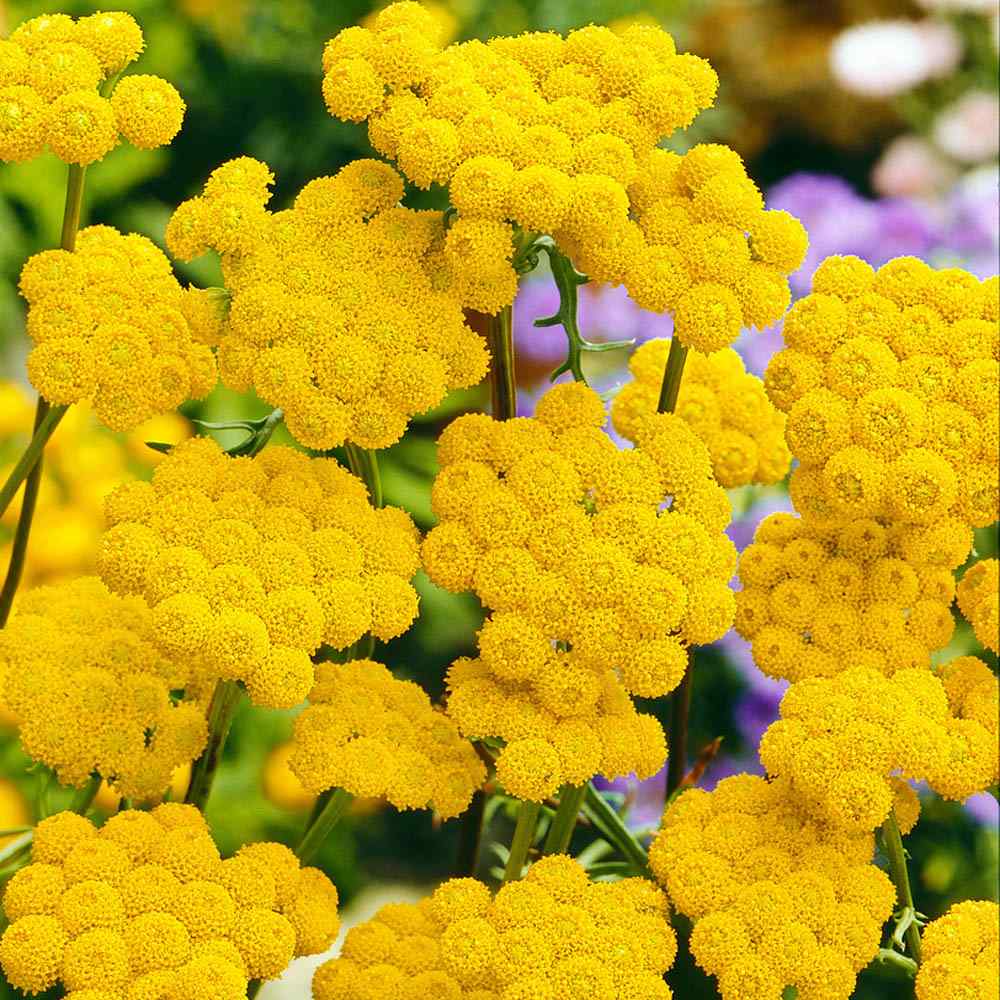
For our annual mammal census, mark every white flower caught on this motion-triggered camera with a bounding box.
[830,19,962,98]
[934,90,1000,162]
[872,135,956,197]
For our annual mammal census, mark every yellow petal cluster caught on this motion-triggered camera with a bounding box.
[760,661,998,832]
[957,558,999,654]
[916,900,999,1000]
[649,774,895,1000]
[20,226,216,430]
[0,11,183,165]
[0,806,339,996]
[612,338,791,487]
[314,853,677,1000]
[98,437,420,708]
[164,156,488,450]
[0,577,205,801]
[0,381,189,589]
[422,381,735,799]
[320,6,804,336]
[735,511,965,681]
[765,256,998,532]
[289,659,484,819]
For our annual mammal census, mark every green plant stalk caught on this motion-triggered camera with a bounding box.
[184,680,243,812]
[880,809,923,964]
[0,402,68,520]
[665,650,693,798]
[542,783,588,855]
[455,788,487,877]
[0,163,88,627]
[70,772,102,815]
[583,783,650,875]
[658,336,693,798]
[502,799,540,882]
[296,787,353,865]
[345,441,383,508]
[487,305,517,421]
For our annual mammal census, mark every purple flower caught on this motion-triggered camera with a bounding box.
[964,791,1000,827]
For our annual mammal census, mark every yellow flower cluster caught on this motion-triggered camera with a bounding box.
[421,381,735,800]
[0,805,339,996]
[735,511,965,681]
[20,225,216,431]
[314,853,677,1000]
[957,558,999,654]
[321,4,805,336]
[649,774,896,1000]
[0,382,189,588]
[0,577,206,801]
[759,662,998,832]
[612,339,791,488]
[765,256,998,533]
[98,438,420,709]
[289,659,484,818]
[0,11,184,164]
[165,156,488,450]
[916,900,999,1000]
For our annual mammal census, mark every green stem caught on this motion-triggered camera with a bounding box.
[542,783,587,855]
[486,304,517,421]
[0,163,87,627]
[657,336,689,414]
[582,784,650,876]
[0,402,68,520]
[880,809,923,965]
[184,680,243,812]
[665,651,693,798]
[344,442,383,508]
[247,981,262,999]
[503,799,540,882]
[296,787,352,865]
[455,788,487,877]
[69,772,102,815]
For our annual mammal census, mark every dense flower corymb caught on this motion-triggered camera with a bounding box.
[423,381,736,800]
[289,659,484,818]
[320,3,806,340]
[765,255,998,532]
[0,11,184,165]
[0,577,205,801]
[612,338,792,488]
[957,558,999,654]
[98,438,420,709]
[20,225,216,431]
[735,511,964,681]
[915,899,999,1000]
[759,661,998,832]
[165,156,488,450]
[313,853,677,999]
[649,773,896,1000]
[0,806,339,996]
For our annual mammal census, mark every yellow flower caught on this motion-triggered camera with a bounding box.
[110,75,185,149]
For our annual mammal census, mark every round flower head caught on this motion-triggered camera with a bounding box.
[110,75,185,149]
[424,381,735,795]
[20,225,216,429]
[613,338,791,488]
[165,157,488,449]
[0,577,206,801]
[650,773,894,1000]
[767,256,998,535]
[314,855,676,997]
[0,808,338,995]
[916,900,999,1000]
[289,659,484,818]
[957,559,999,654]
[735,511,965,683]
[98,438,420,708]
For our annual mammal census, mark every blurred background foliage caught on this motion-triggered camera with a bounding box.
[1,0,997,997]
